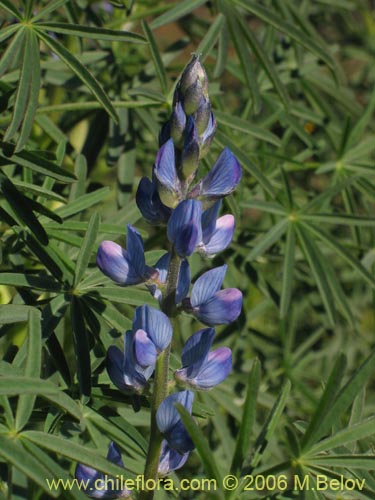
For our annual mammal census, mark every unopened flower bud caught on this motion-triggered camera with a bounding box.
[180,55,209,97]
[181,117,199,180]
[170,102,187,145]
[183,79,204,116]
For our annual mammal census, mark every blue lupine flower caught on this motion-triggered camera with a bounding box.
[188,147,242,204]
[156,390,195,454]
[198,200,235,257]
[183,265,242,326]
[167,200,202,257]
[107,330,154,392]
[154,138,181,208]
[107,305,172,392]
[97,224,157,285]
[136,176,171,225]
[158,440,189,476]
[133,305,172,354]
[175,328,232,390]
[75,442,131,499]
[151,252,191,304]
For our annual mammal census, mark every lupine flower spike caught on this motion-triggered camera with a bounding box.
[75,442,131,498]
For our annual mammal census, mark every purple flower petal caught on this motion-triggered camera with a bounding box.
[180,328,214,378]
[193,288,243,326]
[156,390,194,434]
[136,177,171,225]
[126,224,146,277]
[75,442,131,499]
[133,305,172,352]
[134,329,158,367]
[167,200,202,257]
[201,200,222,243]
[195,347,232,389]
[154,139,180,207]
[158,440,189,475]
[190,265,227,307]
[167,419,195,453]
[97,241,135,285]
[106,346,127,390]
[199,215,235,256]
[194,147,242,198]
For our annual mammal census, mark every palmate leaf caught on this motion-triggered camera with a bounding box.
[35,30,118,123]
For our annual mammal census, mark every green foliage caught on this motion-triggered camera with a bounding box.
[1,0,374,499]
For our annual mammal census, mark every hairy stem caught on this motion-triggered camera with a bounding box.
[140,250,180,500]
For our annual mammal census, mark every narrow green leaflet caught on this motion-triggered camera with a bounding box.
[231,358,261,473]
[295,224,336,325]
[74,213,100,286]
[15,309,42,432]
[0,27,25,77]
[36,30,118,123]
[94,287,156,307]
[0,305,36,324]
[307,455,375,469]
[225,8,261,113]
[176,403,223,489]
[12,179,66,203]
[280,223,296,318]
[240,199,286,215]
[8,148,77,182]
[30,0,69,22]
[36,22,146,43]
[0,0,23,20]
[247,218,288,261]
[70,297,91,400]
[4,28,33,144]
[301,354,347,451]
[141,20,168,95]
[195,14,225,60]
[215,110,281,147]
[150,0,208,29]
[236,13,289,108]
[247,380,291,469]
[302,213,375,227]
[22,431,137,477]
[56,187,110,218]
[306,417,375,455]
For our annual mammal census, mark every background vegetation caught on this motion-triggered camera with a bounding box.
[0,0,374,498]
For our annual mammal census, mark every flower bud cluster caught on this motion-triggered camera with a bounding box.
[77,56,243,494]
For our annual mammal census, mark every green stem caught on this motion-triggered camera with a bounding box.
[139,249,181,500]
